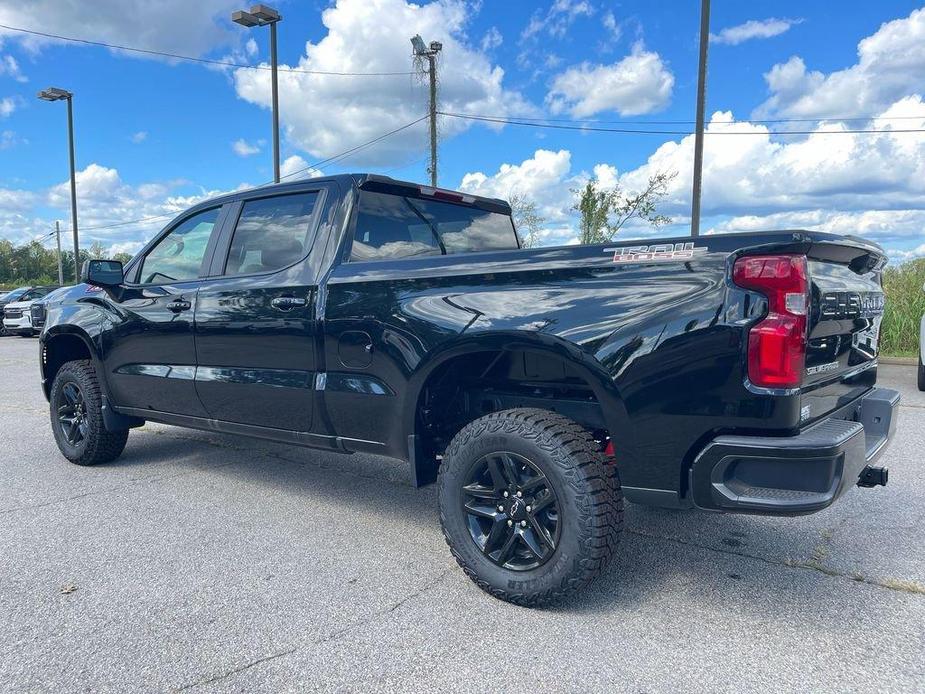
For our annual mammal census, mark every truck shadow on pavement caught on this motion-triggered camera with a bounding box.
[111,425,905,620]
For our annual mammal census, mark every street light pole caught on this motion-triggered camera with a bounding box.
[65,95,80,277]
[269,19,280,184]
[38,87,80,279]
[689,0,711,238]
[232,4,282,183]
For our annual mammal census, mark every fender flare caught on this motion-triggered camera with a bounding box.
[402,330,633,454]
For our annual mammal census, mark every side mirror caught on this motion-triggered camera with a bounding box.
[81,259,124,288]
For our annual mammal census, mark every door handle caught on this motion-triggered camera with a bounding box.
[271,296,307,311]
[166,299,192,313]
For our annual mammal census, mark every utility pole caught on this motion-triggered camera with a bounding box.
[689,0,711,237]
[411,35,443,187]
[55,221,64,286]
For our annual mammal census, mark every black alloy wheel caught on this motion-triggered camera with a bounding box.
[57,382,89,446]
[438,408,623,606]
[462,451,560,571]
[50,360,129,466]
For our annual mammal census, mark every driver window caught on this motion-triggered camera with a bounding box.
[138,208,220,284]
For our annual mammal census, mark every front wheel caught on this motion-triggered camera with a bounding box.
[438,408,623,606]
[50,360,129,466]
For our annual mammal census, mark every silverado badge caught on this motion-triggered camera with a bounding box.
[604,242,708,264]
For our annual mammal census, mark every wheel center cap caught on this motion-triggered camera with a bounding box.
[507,497,526,521]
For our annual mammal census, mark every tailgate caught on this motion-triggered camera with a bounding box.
[801,241,886,423]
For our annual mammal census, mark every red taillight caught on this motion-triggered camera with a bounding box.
[732,254,809,389]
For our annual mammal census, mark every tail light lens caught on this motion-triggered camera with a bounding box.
[732,254,809,389]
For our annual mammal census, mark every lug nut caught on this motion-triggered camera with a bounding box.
[507,520,513,527]
[503,491,509,497]
[520,520,527,528]
[498,505,504,512]
[516,491,523,498]
[526,505,532,512]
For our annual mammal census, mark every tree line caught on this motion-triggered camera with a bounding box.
[0,238,133,289]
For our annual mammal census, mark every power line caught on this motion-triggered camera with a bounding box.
[78,115,429,231]
[0,23,415,77]
[438,111,925,136]
[440,110,925,126]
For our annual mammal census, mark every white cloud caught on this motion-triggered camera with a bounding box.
[546,43,674,117]
[480,26,503,52]
[130,131,148,144]
[602,12,622,41]
[232,138,261,157]
[0,54,27,82]
[232,0,534,166]
[0,129,25,149]
[619,97,925,221]
[710,18,801,46]
[521,0,595,41]
[29,164,225,251]
[755,7,925,119]
[280,155,324,180]
[244,38,258,57]
[0,0,236,57]
[458,94,925,256]
[0,96,15,117]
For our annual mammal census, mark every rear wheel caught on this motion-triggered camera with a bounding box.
[438,408,623,606]
[50,360,128,466]
[918,355,924,391]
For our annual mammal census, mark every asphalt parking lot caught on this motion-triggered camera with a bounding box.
[0,335,922,693]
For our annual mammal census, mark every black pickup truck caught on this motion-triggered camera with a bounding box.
[39,174,898,605]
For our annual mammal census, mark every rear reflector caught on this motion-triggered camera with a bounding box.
[733,255,809,389]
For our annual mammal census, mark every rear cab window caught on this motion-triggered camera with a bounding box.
[349,190,518,262]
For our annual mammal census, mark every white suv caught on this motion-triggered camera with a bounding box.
[1,286,58,337]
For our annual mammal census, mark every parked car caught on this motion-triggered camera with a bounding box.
[2,285,59,336]
[38,175,899,606]
[0,286,33,336]
[29,286,75,334]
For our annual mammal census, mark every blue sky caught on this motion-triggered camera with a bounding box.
[2,0,925,259]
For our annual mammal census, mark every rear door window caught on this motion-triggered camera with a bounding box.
[350,191,518,261]
[223,192,320,275]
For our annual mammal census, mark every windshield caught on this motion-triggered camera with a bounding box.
[1,287,30,303]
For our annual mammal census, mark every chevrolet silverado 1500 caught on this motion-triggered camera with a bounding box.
[39,174,898,605]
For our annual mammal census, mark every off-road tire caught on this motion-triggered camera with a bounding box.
[438,408,623,606]
[50,360,129,466]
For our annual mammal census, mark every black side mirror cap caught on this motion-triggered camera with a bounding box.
[81,259,124,288]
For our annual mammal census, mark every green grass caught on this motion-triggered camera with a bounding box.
[881,258,925,358]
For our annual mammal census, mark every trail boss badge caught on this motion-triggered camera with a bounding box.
[604,242,708,264]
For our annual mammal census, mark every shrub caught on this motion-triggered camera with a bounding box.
[880,258,925,357]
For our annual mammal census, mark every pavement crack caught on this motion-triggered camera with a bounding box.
[319,567,454,645]
[626,528,925,597]
[172,646,297,691]
[170,568,452,691]
[0,460,238,516]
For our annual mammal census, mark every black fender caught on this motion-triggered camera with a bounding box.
[401,331,633,485]
[40,323,143,432]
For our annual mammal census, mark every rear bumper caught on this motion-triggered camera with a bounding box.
[690,387,900,516]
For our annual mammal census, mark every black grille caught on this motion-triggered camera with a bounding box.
[4,308,22,319]
[31,303,46,326]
